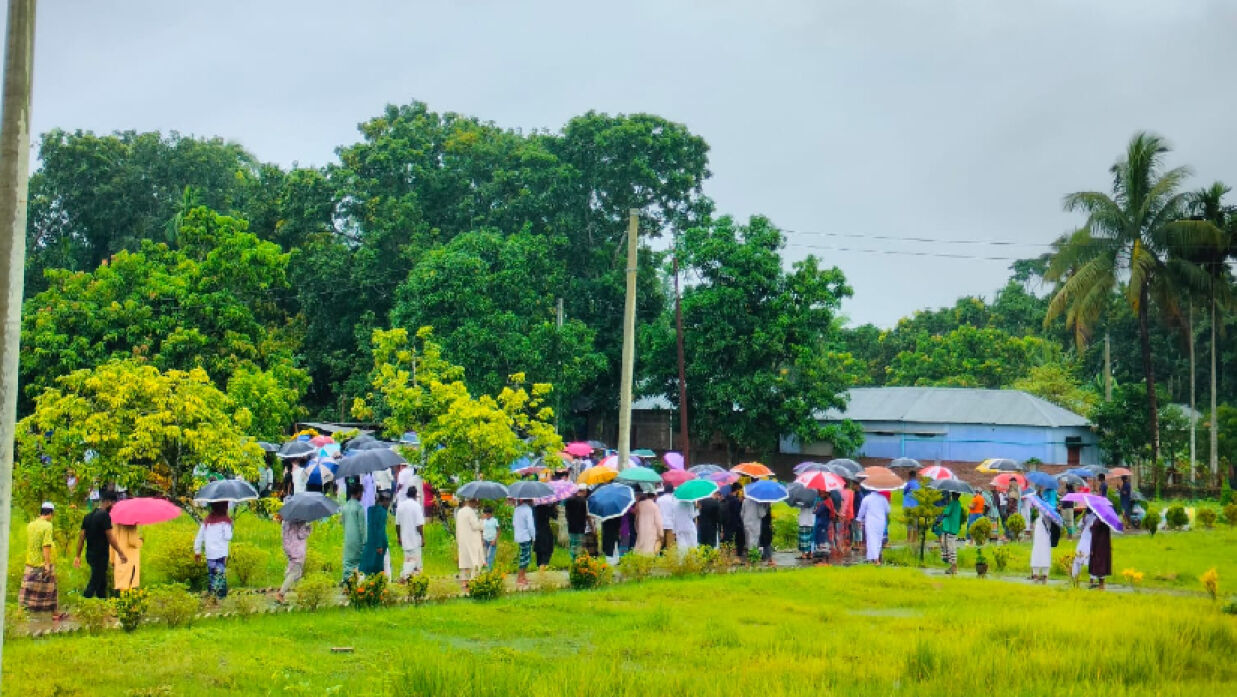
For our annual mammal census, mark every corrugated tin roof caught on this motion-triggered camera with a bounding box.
[818,387,1090,428]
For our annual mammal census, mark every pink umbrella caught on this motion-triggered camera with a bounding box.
[795,470,846,492]
[709,471,740,486]
[309,434,335,447]
[662,469,696,486]
[110,497,183,525]
[564,442,594,457]
[663,452,685,470]
[534,480,579,505]
[599,454,641,469]
[918,466,954,480]
[990,473,1028,489]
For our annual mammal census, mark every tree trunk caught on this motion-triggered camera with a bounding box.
[1211,295,1219,481]
[1137,286,1160,483]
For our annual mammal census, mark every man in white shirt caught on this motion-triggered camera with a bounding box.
[656,487,678,553]
[394,487,425,580]
[673,500,699,555]
[512,499,536,588]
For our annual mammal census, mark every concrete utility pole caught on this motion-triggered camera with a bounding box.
[616,210,638,470]
[1103,332,1112,401]
[0,0,36,672]
[672,243,690,467]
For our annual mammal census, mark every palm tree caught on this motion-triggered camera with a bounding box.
[1187,182,1236,481]
[1045,132,1219,471]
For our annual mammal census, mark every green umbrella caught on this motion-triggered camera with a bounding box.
[616,466,662,484]
[674,479,719,502]
[631,449,656,458]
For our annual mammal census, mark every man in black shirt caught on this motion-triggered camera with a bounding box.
[74,491,127,598]
[564,488,589,559]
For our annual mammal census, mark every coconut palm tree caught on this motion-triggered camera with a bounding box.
[1045,132,1219,469]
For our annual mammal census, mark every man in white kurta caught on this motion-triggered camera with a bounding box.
[673,500,698,555]
[856,491,890,563]
[455,499,485,581]
[395,488,425,580]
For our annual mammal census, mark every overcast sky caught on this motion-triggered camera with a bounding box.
[14,0,1237,327]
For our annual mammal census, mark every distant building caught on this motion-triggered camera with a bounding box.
[784,386,1099,466]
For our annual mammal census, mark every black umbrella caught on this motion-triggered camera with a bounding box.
[280,493,340,522]
[257,441,279,453]
[824,463,867,481]
[985,458,1025,472]
[508,480,554,500]
[929,478,975,495]
[785,481,819,509]
[587,440,607,450]
[348,440,397,452]
[276,441,316,459]
[887,457,921,470]
[334,448,406,479]
[194,479,259,503]
[1056,473,1087,487]
[824,458,863,475]
[457,481,510,500]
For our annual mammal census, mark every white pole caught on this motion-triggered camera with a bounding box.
[616,210,639,470]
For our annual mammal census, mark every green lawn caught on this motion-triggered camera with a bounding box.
[4,564,1234,696]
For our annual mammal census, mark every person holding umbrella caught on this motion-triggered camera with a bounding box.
[107,497,181,592]
[277,515,311,603]
[633,493,663,555]
[1071,508,1094,584]
[698,491,721,549]
[74,490,128,598]
[513,497,536,588]
[533,500,556,570]
[396,487,426,580]
[565,488,589,559]
[856,489,890,565]
[194,502,234,599]
[360,491,391,576]
[939,492,963,575]
[340,484,366,583]
[455,498,485,586]
[1119,474,1133,527]
[1088,506,1113,589]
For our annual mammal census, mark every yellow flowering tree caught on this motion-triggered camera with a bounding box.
[353,327,562,486]
[16,359,263,511]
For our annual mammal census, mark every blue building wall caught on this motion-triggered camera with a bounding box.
[786,421,1100,465]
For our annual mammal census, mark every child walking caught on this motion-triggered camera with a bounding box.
[194,502,234,599]
[482,506,500,569]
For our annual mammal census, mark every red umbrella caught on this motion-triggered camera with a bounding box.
[662,469,697,487]
[110,497,183,525]
[795,470,846,492]
[918,465,954,480]
[564,442,594,457]
[989,473,1028,490]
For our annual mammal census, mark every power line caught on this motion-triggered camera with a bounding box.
[782,241,1019,262]
[782,228,1048,247]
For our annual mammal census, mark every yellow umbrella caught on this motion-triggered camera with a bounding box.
[976,459,1001,474]
[578,465,618,486]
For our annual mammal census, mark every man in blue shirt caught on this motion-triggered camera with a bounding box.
[902,474,921,544]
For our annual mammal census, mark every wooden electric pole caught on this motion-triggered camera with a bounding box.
[616,210,639,470]
[0,0,36,670]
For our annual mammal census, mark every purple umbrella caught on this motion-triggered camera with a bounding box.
[1062,493,1122,532]
[1025,493,1063,526]
[708,471,740,486]
[663,452,685,470]
[534,479,579,505]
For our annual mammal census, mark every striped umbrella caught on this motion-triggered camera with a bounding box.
[795,470,846,492]
[918,465,954,480]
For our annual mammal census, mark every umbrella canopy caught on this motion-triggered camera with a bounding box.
[564,442,594,457]
[862,466,904,492]
[318,443,341,458]
[663,452,685,470]
[578,466,619,486]
[824,458,864,475]
[795,470,846,492]
[257,441,279,453]
[587,483,636,520]
[348,440,396,452]
[280,493,340,523]
[1025,471,1058,490]
[587,440,608,450]
[600,454,643,470]
[334,448,406,479]
[708,471,740,486]
[793,461,829,475]
[732,462,773,478]
[688,464,726,476]
[309,435,335,447]
[918,465,954,480]
[457,481,510,501]
[110,497,182,525]
[1025,493,1063,526]
[785,481,819,509]
[887,457,921,470]
[508,480,554,500]
[194,479,259,504]
[1062,493,1123,531]
[1056,473,1087,487]
[1081,465,1110,476]
[929,478,975,495]
[990,473,1029,490]
[662,469,697,487]
[616,466,663,484]
[1065,467,1096,479]
[276,440,317,460]
[823,463,867,481]
[744,479,789,503]
[1109,467,1132,477]
[631,449,656,458]
[303,459,337,486]
[509,456,545,476]
[674,478,719,502]
[534,480,579,505]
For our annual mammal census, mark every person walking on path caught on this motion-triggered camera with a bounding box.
[758,502,775,566]
[1088,512,1112,590]
[360,492,390,576]
[20,503,65,620]
[277,517,311,603]
[721,487,745,556]
[797,503,816,559]
[697,492,721,548]
[340,484,366,583]
[673,499,699,554]
[1029,510,1052,583]
[813,495,835,562]
[513,498,536,587]
[1097,473,1109,498]
[741,494,762,564]
[964,493,986,542]
[112,523,143,591]
[1118,475,1133,527]
[1071,509,1094,583]
[939,492,962,575]
[456,498,486,585]
[396,487,427,578]
[74,490,128,598]
[565,488,589,559]
[656,486,678,553]
[194,502,234,599]
[1061,484,1077,537]
[533,502,556,569]
[856,490,890,564]
[902,474,921,545]
[633,493,663,555]
[481,506,499,570]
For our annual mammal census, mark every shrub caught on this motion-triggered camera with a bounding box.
[73,597,113,634]
[532,569,563,593]
[1143,507,1161,536]
[146,584,201,628]
[1223,503,1237,527]
[1198,508,1217,529]
[149,530,208,591]
[747,547,763,565]
[222,593,265,616]
[303,549,336,575]
[568,553,612,590]
[617,552,656,582]
[404,574,430,604]
[992,546,1011,572]
[772,514,797,550]
[969,517,992,547]
[114,588,148,632]
[695,545,724,574]
[294,573,338,611]
[1165,506,1189,530]
[1005,514,1026,540]
[467,569,506,601]
[1201,568,1219,601]
[344,572,390,609]
[227,543,270,588]
[1052,552,1075,577]
[5,603,28,639]
[427,577,462,602]
[1121,568,1144,591]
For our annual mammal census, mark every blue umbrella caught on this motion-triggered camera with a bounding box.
[687,464,726,476]
[1065,467,1095,480]
[1025,471,1058,490]
[744,480,789,503]
[1026,493,1063,526]
[303,459,337,487]
[587,483,636,520]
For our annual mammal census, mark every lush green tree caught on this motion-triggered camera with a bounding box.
[1012,362,1099,417]
[646,215,861,461]
[1045,132,1221,465]
[15,361,263,511]
[226,363,309,441]
[885,325,1060,388]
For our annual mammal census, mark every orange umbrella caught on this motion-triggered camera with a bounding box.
[862,466,904,491]
[578,466,618,486]
[990,473,1028,489]
[731,462,773,478]
[1109,467,1132,477]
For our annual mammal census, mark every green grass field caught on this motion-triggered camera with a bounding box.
[4,564,1234,696]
